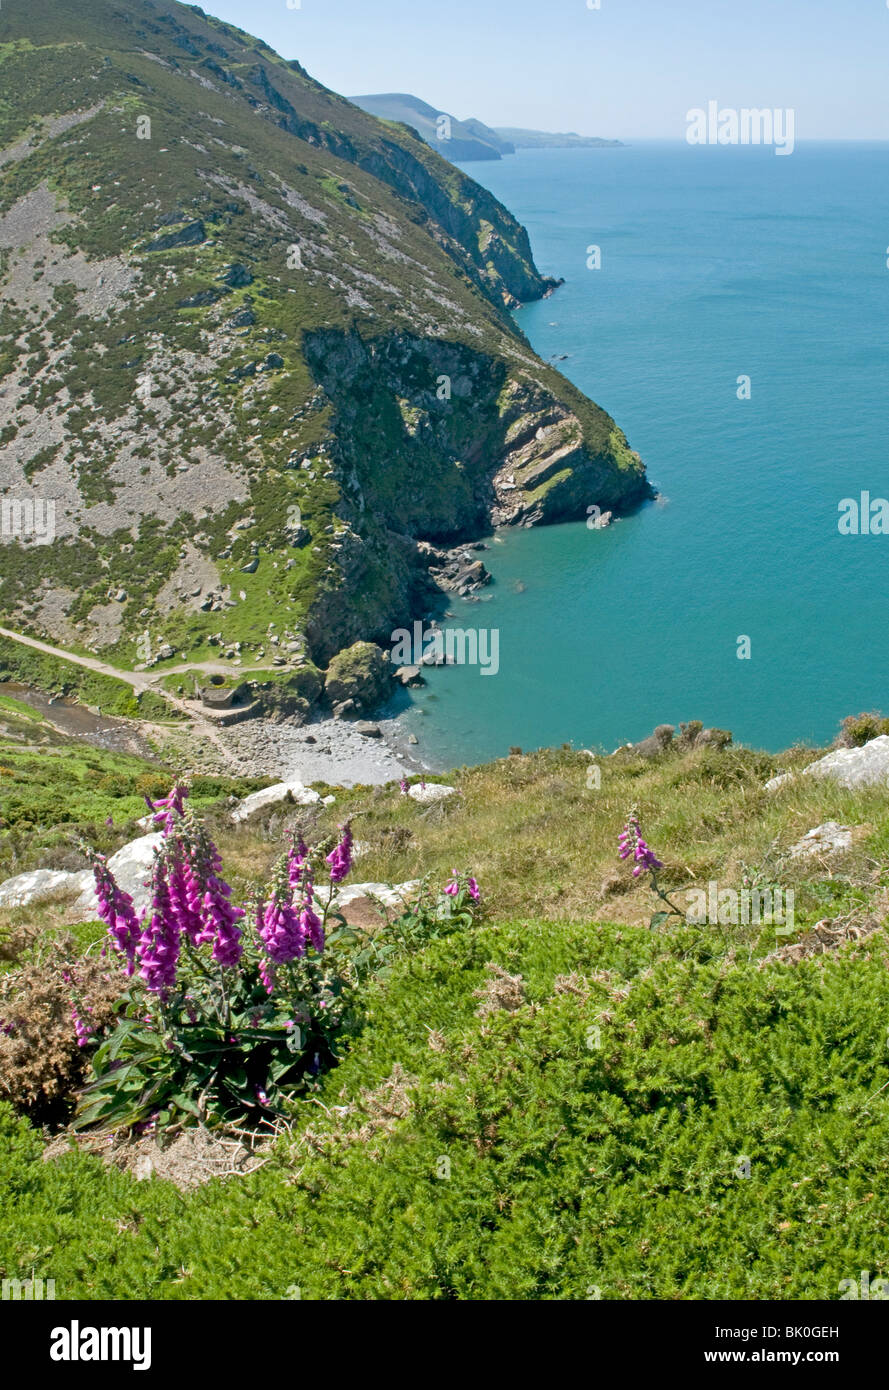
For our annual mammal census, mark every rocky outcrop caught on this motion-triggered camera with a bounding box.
[299,330,649,662]
[767,734,889,793]
[324,641,391,714]
[230,779,322,824]
[0,867,91,910]
[788,823,854,859]
[421,543,492,598]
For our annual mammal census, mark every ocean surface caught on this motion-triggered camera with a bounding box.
[394,141,889,767]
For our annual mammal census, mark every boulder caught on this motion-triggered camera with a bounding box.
[407,783,457,804]
[799,735,889,790]
[354,721,382,738]
[313,879,421,928]
[146,219,206,252]
[789,822,854,859]
[324,641,391,713]
[219,262,253,288]
[394,665,424,688]
[0,868,92,910]
[230,779,321,824]
[256,663,322,718]
[72,833,164,920]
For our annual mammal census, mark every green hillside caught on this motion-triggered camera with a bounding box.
[0,0,649,676]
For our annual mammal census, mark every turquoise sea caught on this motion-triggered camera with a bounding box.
[395,141,889,767]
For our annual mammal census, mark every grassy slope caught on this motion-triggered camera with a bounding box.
[2,721,889,1298]
[0,695,262,878]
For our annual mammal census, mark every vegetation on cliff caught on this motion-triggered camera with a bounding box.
[0,0,649,679]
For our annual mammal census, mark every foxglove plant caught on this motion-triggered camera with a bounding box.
[77,786,347,1131]
[445,870,480,902]
[618,810,685,929]
[76,789,483,1133]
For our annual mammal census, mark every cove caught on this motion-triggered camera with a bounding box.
[394,141,889,770]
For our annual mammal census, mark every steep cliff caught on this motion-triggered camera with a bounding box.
[0,0,650,674]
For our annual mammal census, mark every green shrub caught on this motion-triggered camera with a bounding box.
[837,711,889,747]
[4,918,889,1300]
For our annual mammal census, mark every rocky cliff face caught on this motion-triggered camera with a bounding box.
[0,0,650,675]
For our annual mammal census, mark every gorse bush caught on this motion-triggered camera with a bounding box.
[3,918,889,1300]
[837,711,889,748]
[73,786,482,1132]
[0,948,125,1120]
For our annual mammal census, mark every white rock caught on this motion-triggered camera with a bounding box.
[800,735,889,790]
[407,783,457,804]
[72,832,164,920]
[789,822,854,859]
[0,868,92,910]
[230,779,321,824]
[764,772,792,792]
[314,880,421,910]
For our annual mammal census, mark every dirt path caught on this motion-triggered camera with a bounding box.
[0,627,274,686]
[0,625,236,761]
[0,625,153,690]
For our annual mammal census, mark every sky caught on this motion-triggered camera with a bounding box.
[193,0,889,140]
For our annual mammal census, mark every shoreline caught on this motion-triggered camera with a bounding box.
[1,678,440,787]
[221,712,436,787]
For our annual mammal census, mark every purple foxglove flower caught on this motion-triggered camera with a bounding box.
[300,903,324,953]
[287,836,309,890]
[618,815,664,876]
[71,1005,94,1048]
[326,822,353,884]
[258,896,306,964]
[137,860,180,996]
[89,851,142,976]
[144,783,188,834]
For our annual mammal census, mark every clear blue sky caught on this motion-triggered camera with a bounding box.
[195,0,888,140]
